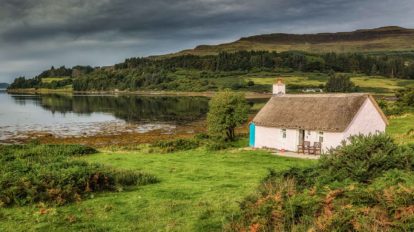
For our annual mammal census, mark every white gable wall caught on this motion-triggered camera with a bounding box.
[343,98,386,139]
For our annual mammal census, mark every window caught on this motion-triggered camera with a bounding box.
[319,131,324,143]
[282,129,287,139]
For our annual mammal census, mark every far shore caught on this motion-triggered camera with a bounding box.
[6,88,272,99]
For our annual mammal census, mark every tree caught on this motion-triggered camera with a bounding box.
[207,90,249,140]
[325,73,357,92]
[396,87,414,107]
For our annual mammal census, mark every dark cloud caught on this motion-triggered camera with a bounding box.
[1,0,414,82]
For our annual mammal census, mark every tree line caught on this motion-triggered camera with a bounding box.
[115,51,414,78]
[9,51,414,91]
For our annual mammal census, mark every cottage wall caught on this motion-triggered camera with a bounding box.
[322,132,344,151]
[255,126,344,152]
[254,126,298,151]
[343,98,387,138]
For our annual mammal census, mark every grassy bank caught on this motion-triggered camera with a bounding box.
[0,147,313,231]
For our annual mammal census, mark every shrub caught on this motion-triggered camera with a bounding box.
[0,144,158,206]
[396,87,414,107]
[226,134,414,231]
[325,73,357,92]
[110,169,159,186]
[194,133,210,140]
[151,138,200,153]
[319,134,412,183]
[206,140,231,151]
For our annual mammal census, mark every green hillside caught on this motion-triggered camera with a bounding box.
[172,26,414,56]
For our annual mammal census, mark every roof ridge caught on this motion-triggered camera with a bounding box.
[276,93,369,98]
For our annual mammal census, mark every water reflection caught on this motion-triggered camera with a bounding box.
[10,94,210,123]
[1,92,267,142]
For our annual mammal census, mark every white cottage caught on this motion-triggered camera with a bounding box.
[249,80,388,153]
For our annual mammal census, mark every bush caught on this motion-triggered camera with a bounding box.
[319,134,412,183]
[396,87,414,107]
[0,144,158,206]
[325,73,357,92]
[206,140,231,151]
[110,169,159,186]
[151,138,200,153]
[226,134,414,231]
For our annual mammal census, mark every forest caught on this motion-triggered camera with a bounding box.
[8,51,414,91]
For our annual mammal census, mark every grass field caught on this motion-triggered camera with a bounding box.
[243,72,414,94]
[41,77,70,83]
[387,113,414,144]
[0,148,314,232]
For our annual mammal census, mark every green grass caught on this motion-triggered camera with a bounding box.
[243,72,414,94]
[0,148,314,231]
[41,77,70,83]
[387,113,414,144]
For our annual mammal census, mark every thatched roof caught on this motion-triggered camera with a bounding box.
[252,93,388,132]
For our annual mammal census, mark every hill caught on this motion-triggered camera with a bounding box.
[0,83,9,89]
[173,26,414,56]
[7,27,414,93]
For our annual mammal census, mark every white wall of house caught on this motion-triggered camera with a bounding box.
[322,132,344,151]
[343,98,386,138]
[254,126,344,152]
[253,99,387,153]
[255,126,298,151]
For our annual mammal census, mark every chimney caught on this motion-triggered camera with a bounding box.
[273,79,286,95]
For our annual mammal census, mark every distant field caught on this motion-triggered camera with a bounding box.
[242,72,414,94]
[41,77,70,83]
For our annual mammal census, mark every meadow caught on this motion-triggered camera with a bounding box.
[0,146,313,231]
[240,71,414,94]
[41,77,70,83]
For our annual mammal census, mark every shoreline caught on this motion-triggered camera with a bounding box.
[6,88,272,99]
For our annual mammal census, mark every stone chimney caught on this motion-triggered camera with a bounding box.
[272,79,286,95]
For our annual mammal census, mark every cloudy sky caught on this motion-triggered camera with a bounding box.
[1,0,414,83]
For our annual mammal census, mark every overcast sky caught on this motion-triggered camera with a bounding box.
[1,0,414,83]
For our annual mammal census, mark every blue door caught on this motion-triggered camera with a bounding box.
[249,123,255,147]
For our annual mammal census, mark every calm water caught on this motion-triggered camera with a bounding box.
[0,91,266,142]
[0,91,211,141]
